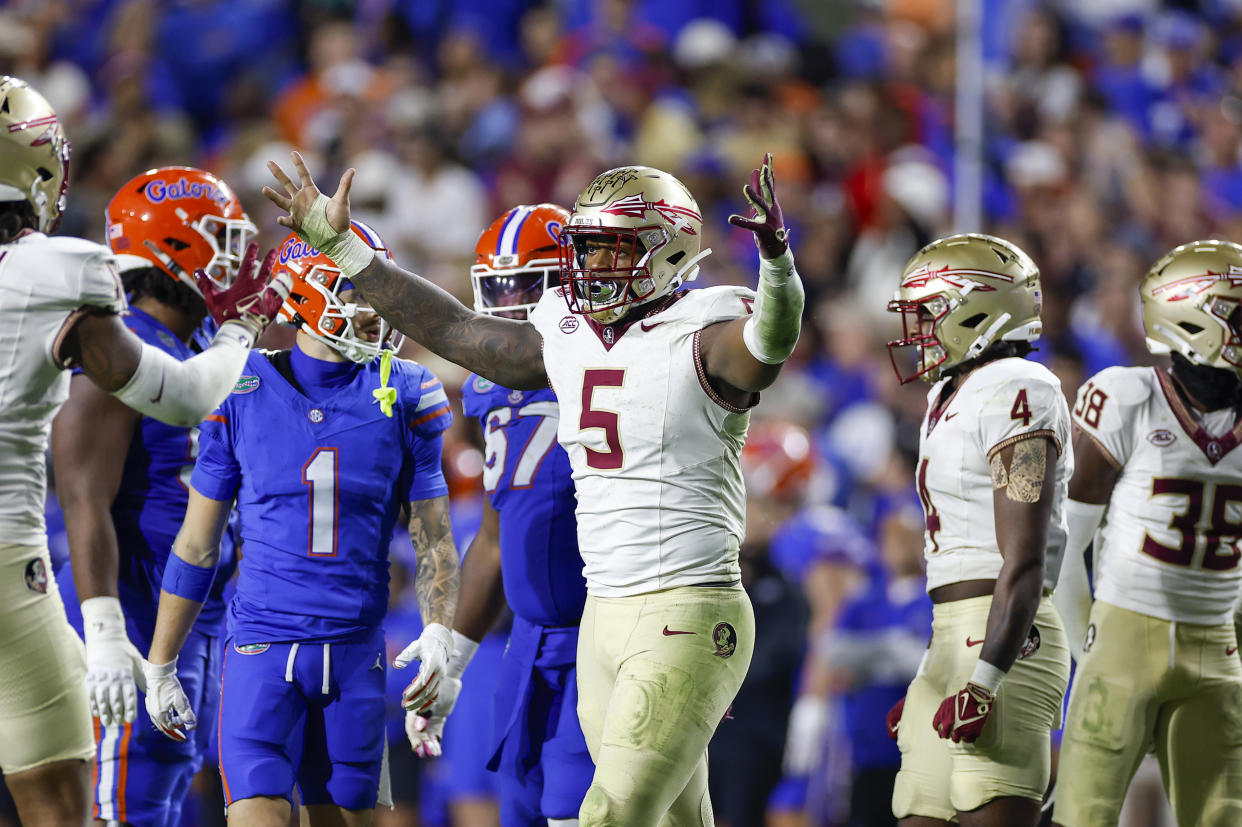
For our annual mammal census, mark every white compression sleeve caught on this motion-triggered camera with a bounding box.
[111,321,254,427]
[1054,499,1106,662]
[742,249,804,364]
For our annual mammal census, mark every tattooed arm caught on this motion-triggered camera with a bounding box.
[408,494,460,628]
[980,436,1057,673]
[264,152,547,390]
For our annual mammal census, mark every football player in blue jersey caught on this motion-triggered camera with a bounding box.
[408,204,595,826]
[52,166,258,827]
[141,223,461,827]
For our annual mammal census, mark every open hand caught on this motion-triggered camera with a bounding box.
[263,151,354,248]
[195,242,290,340]
[728,152,788,260]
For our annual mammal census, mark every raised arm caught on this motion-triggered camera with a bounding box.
[700,153,805,394]
[60,245,288,427]
[263,153,547,390]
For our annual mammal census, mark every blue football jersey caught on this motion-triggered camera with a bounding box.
[462,374,584,627]
[192,351,452,644]
[81,308,234,630]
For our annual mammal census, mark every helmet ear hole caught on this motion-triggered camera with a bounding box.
[667,250,686,266]
[961,313,987,329]
[1179,321,1205,334]
[35,167,52,182]
[164,237,190,251]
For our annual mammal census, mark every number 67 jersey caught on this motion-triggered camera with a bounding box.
[1074,365,1242,625]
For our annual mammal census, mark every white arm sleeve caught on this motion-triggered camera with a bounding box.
[742,249,804,364]
[111,321,254,427]
[1054,499,1106,662]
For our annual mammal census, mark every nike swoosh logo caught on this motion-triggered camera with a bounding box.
[1228,645,1238,656]
[944,412,958,420]
[641,320,664,332]
[965,637,984,647]
[662,626,695,636]
[149,376,165,404]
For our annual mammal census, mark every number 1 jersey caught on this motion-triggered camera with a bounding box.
[1073,366,1242,624]
[191,350,452,643]
[528,284,756,598]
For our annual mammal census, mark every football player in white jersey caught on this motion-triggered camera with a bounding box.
[884,234,1072,827]
[1053,240,1242,827]
[0,76,286,826]
[264,151,804,826]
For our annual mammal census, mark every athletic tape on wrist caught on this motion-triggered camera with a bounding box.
[969,659,1006,695]
[161,553,216,604]
[302,195,376,277]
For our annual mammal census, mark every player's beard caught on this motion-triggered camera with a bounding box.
[1170,353,1242,411]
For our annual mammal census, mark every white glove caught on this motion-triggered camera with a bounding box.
[141,657,195,742]
[404,675,462,758]
[81,597,146,725]
[394,623,453,712]
[782,695,830,775]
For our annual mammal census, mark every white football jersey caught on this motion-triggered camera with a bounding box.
[0,232,126,546]
[529,284,756,597]
[916,358,1073,592]
[1074,366,1242,625]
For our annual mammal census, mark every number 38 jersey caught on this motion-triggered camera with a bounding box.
[528,284,756,598]
[1073,366,1242,625]
[916,358,1073,592]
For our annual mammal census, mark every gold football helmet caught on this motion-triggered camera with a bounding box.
[559,166,712,324]
[0,76,70,233]
[887,233,1042,384]
[1142,239,1242,374]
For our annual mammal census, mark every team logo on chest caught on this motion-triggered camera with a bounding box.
[233,375,260,394]
[1147,429,1176,447]
[308,408,325,423]
[602,326,615,344]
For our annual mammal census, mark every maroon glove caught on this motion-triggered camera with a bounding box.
[194,242,289,339]
[727,152,788,260]
[885,696,905,742]
[932,683,994,743]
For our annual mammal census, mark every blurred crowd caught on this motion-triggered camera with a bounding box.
[3,0,1234,824]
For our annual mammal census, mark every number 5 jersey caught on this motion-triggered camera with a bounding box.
[1073,365,1242,625]
[528,283,756,598]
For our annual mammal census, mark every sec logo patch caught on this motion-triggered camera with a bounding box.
[1147,429,1176,447]
[713,622,737,658]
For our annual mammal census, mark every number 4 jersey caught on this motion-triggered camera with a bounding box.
[916,357,1073,592]
[528,284,757,598]
[1074,366,1242,625]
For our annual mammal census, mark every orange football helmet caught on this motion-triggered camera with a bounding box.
[471,203,570,319]
[105,166,257,294]
[276,220,398,363]
[741,420,816,503]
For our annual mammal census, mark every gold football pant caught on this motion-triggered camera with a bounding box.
[576,585,754,827]
[1056,600,1242,827]
[0,545,93,773]
[893,595,1070,820]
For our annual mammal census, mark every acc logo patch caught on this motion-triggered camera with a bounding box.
[559,316,579,333]
[233,375,260,394]
[233,642,270,655]
[473,376,495,393]
[1083,623,1096,654]
[1018,624,1041,660]
[23,558,47,594]
[1148,429,1176,447]
[712,622,737,659]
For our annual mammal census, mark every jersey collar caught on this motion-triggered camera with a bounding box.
[1156,368,1242,465]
